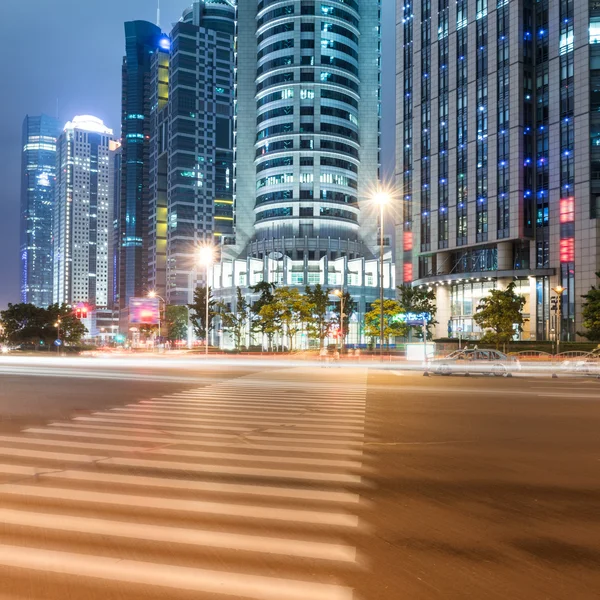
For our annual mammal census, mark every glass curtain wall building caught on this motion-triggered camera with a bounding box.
[163,1,235,306]
[53,116,115,309]
[20,114,60,306]
[396,0,600,341]
[212,0,394,346]
[118,21,164,315]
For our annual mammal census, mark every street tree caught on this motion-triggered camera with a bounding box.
[304,284,330,347]
[473,282,525,349]
[256,302,281,351]
[397,284,438,340]
[579,272,600,341]
[218,287,249,350]
[272,287,311,351]
[188,285,216,340]
[46,303,88,344]
[164,305,188,342]
[332,290,355,342]
[364,299,408,346]
[249,281,276,346]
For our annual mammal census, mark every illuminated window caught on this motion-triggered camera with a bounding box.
[559,197,574,223]
[559,237,574,262]
[403,262,413,282]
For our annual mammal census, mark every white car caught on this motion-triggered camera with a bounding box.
[561,349,600,376]
[430,349,520,377]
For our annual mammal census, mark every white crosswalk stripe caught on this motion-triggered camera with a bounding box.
[0,368,368,599]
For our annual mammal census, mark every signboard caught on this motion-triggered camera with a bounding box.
[54,339,62,347]
[391,312,432,326]
[129,297,160,325]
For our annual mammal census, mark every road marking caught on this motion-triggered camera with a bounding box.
[136,401,366,420]
[147,398,366,413]
[0,446,104,463]
[48,422,364,447]
[0,508,356,562]
[74,416,364,438]
[0,434,361,468]
[24,428,364,457]
[42,469,361,503]
[105,456,362,484]
[0,464,53,477]
[0,485,359,526]
[106,408,365,431]
[0,544,354,600]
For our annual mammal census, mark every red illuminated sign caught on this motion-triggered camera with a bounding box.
[403,262,413,282]
[403,231,413,251]
[129,297,160,325]
[559,238,575,263]
[559,198,574,223]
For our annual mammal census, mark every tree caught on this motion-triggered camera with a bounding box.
[164,305,188,342]
[304,284,330,347]
[364,299,408,345]
[332,290,355,342]
[473,282,525,349]
[257,302,281,351]
[46,303,88,344]
[397,284,438,340]
[249,281,276,347]
[272,287,311,351]
[218,287,249,350]
[0,303,87,346]
[188,286,216,340]
[579,272,600,341]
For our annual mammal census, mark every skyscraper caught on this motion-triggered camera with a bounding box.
[53,116,115,308]
[158,1,235,306]
[396,0,600,342]
[20,114,60,306]
[119,21,166,313]
[212,0,392,341]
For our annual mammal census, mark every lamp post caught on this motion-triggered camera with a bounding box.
[552,285,565,356]
[148,291,165,343]
[333,289,345,353]
[374,191,390,360]
[54,320,61,354]
[198,245,214,356]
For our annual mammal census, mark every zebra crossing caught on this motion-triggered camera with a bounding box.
[0,368,368,600]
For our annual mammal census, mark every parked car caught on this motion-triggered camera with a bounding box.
[429,349,520,377]
[560,348,600,376]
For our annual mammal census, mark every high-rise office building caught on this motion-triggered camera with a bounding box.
[157,1,235,306]
[20,114,60,306]
[397,0,600,341]
[212,0,393,342]
[53,116,115,308]
[119,21,167,313]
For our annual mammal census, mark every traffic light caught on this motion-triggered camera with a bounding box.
[81,305,88,319]
[75,308,82,319]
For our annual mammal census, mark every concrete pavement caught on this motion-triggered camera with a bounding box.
[0,358,598,599]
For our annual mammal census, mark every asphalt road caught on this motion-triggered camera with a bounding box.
[0,356,598,600]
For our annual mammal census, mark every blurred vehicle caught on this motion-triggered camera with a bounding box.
[560,348,600,376]
[429,349,520,377]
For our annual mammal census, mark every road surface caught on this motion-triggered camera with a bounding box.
[0,356,598,599]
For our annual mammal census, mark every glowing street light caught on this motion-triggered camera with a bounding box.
[373,190,391,360]
[147,290,166,342]
[198,245,215,356]
[552,285,566,356]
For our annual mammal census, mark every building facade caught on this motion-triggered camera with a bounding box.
[396,0,600,341]
[53,116,115,308]
[159,1,235,306]
[212,0,394,341]
[118,21,167,314]
[20,114,60,306]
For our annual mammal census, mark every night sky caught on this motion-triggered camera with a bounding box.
[0,0,396,308]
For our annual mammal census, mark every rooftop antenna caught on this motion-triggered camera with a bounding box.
[156,0,160,27]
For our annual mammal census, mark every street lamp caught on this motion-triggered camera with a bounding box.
[148,290,165,342]
[54,320,61,354]
[552,285,565,355]
[333,289,345,353]
[374,190,391,359]
[198,245,214,356]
